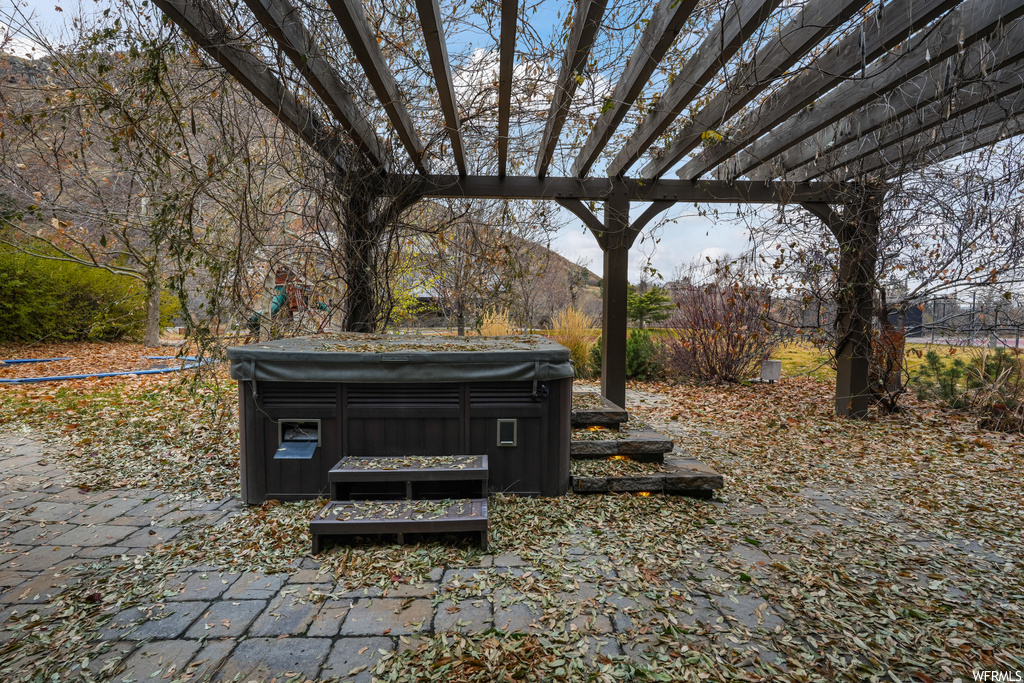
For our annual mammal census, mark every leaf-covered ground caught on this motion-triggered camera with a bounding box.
[1,343,1022,682]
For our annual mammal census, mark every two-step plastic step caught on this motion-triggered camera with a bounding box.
[310,455,489,552]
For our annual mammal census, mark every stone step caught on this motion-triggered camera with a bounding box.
[571,424,673,463]
[571,456,724,497]
[570,393,629,428]
[310,498,488,553]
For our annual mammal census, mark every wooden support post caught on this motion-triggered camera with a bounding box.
[803,191,881,418]
[602,191,630,409]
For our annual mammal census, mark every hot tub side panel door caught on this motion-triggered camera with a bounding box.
[252,383,339,502]
[469,382,561,496]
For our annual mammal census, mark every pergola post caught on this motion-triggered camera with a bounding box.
[804,189,882,418]
[601,190,631,408]
[834,194,880,418]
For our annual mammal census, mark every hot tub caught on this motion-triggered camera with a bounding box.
[227,334,573,504]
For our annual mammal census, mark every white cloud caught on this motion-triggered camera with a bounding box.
[0,23,46,59]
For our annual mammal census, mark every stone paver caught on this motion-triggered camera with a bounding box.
[22,502,87,522]
[102,601,209,641]
[68,497,145,525]
[180,638,238,680]
[121,525,182,547]
[492,600,540,632]
[222,571,287,600]
[118,640,201,682]
[4,545,78,572]
[164,571,240,601]
[340,598,433,636]
[434,596,493,633]
[0,567,81,604]
[211,637,331,682]
[249,590,323,636]
[184,600,266,638]
[308,599,353,637]
[320,637,393,683]
[51,524,138,547]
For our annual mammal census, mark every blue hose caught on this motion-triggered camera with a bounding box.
[0,357,72,364]
[0,356,210,384]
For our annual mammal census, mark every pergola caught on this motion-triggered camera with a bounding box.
[151,0,1024,416]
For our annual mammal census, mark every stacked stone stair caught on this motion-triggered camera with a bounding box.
[310,455,489,552]
[570,394,724,496]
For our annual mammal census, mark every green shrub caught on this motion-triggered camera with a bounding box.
[0,247,151,342]
[590,330,664,381]
[910,347,1024,432]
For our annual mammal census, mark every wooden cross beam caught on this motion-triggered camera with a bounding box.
[856,107,1024,178]
[674,0,961,182]
[394,175,845,203]
[698,0,1024,182]
[152,0,345,171]
[795,68,1024,181]
[497,0,519,178]
[415,0,467,176]
[744,39,1024,182]
[534,0,608,179]
[607,0,785,178]
[570,0,699,178]
[326,0,428,173]
[638,0,866,180]
[242,0,384,167]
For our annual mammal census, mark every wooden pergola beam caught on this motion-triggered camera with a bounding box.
[699,0,1024,182]
[569,0,700,178]
[242,0,384,167]
[394,175,846,203]
[415,0,467,176]
[796,70,1024,181]
[534,0,608,179]
[152,0,344,171]
[857,108,1024,177]
[673,0,961,182]
[639,0,866,180]
[607,0,785,178]
[497,0,519,178]
[745,41,1024,182]
[326,0,428,173]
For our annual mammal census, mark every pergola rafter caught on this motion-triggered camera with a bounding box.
[701,0,1024,183]
[789,68,1024,181]
[325,0,428,173]
[746,37,1024,182]
[607,0,785,178]
[497,0,519,177]
[534,0,608,179]
[570,0,700,178]
[242,0,384,167]
[674,0,962,182]
[415,0,467,175]
[639,0,867,180]
[155,0,1024,417]
[152,0,346,171]
[850,106,1024,177]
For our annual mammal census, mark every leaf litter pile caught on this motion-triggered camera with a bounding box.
[0,342,190,381]
[1,343,1022,682]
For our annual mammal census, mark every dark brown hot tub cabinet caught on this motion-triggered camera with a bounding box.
[227,335,573,504]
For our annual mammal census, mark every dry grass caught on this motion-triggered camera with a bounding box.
[547,307,598,377]
[477,310,515,336]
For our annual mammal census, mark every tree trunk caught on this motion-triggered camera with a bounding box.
[144,278,161,347]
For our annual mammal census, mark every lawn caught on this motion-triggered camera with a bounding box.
[0,341,1021,682]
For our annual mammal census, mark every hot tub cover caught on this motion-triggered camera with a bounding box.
[227,334,574,383]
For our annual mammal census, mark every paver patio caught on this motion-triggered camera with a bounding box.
[1,379,1020,681]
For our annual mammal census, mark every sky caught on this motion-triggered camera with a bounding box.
[3,0,760,284]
